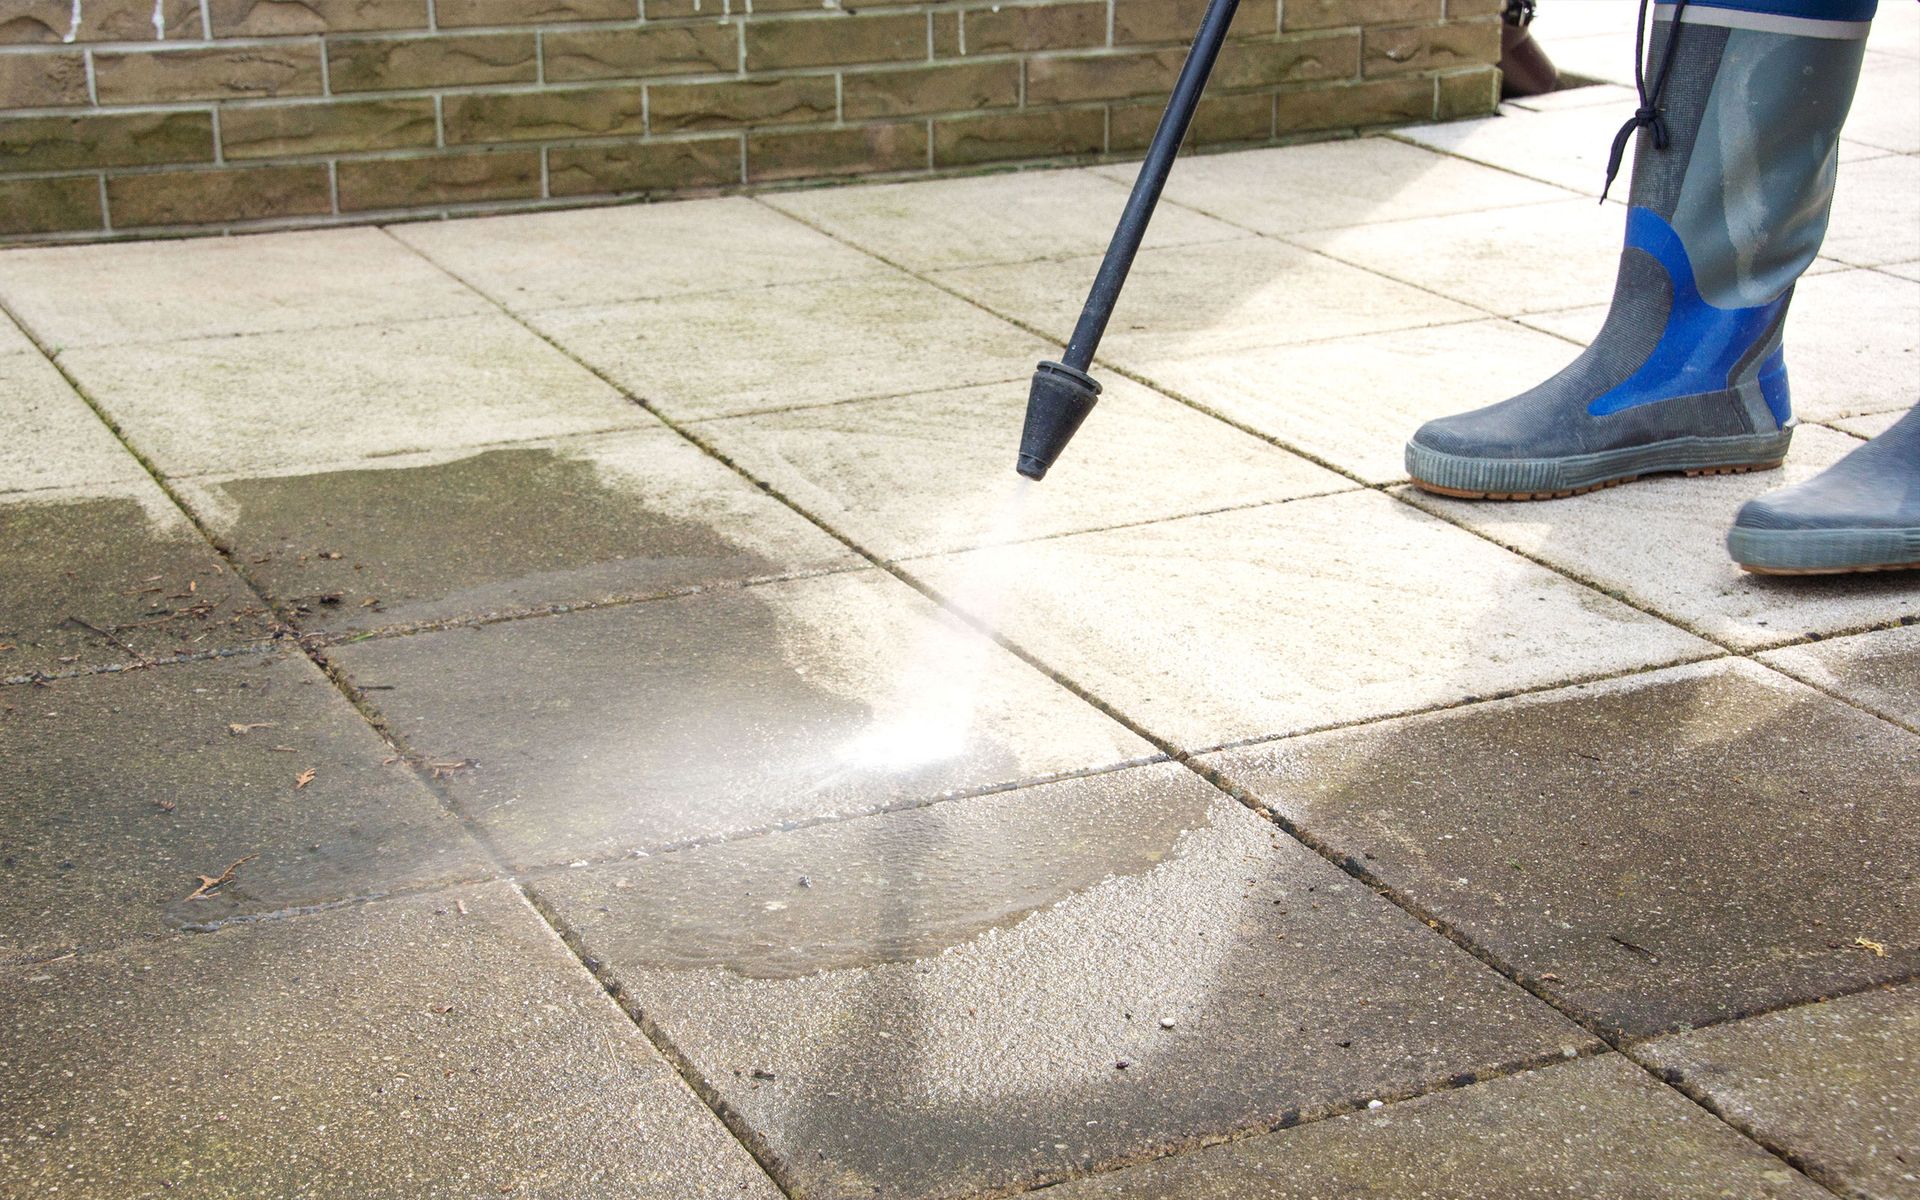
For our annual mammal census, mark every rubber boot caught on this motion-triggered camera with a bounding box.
[1728,406,1920,574]
[1406,0,1875,500]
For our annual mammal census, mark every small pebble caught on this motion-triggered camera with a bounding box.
[1367,1100,1384,1110]
[1159,1017,1176,1030]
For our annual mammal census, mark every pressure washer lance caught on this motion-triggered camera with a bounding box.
[1015,0,1243,481]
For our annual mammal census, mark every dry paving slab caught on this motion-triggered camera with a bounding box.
[1636,984,1920,1200]
[909,490,1713,752]
[0,352,147,496]
[694,375,1353,562]
[1824,153,1920,270]
[1203,659,1920,1042]
[330,568,1153,868]
[1042,1053,1828,1199]
[174,430,860,636]
[1759,624,1920,731]
[0,652,489,961]
[0,882,782,1199]
[531,762,1593,1200]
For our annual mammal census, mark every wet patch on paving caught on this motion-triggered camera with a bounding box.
[1205,659,1920,1041]
[329,570,1151,869]
[0,653,489,961]
[1760,624,1920,731]
[0,883,782,1199]
[534,763,1591,1200]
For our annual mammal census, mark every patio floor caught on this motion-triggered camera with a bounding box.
[2,9,1917,1198]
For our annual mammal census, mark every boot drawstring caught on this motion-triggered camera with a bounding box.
[1601,0,1689,202]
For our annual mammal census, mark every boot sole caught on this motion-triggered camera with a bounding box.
[1406,431,1794,502]
[1728,526,1920,576]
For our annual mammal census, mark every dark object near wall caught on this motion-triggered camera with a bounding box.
[1501,0,1562,98]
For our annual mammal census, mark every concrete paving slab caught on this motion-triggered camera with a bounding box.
[0,882,781,1199]
[0,312,35,356]
[932,237,1482,368]
[1843,53,1920,154]
[390,195,889,313]
[1395,101,1640,198]
[61,313,652,477]
[176,430,859,635]
[0,480,279,678]
[0,352,147,495]
[1289,200,1623,317]
[1827,154,1920,269]
[1401,424,1920,651]
[694,376,1353,561]
[1205,658,1920,1041]
[1871,5,1920,59]
[909,490,1713,752]
[532,762,1591,1200]
[1759,624,1920,731]
[1830,408,1910,439]
[763,169,1248,272]
[1101,137,1575,237]
[0,227,486,350]
[1130,319,1586,485]
[330,569,1153,868]
[1637,985,1920,1200]
[1519,267,1920,423]
[1042,1054,1827,1199]
[529,272,1057,422]
[1544,33,1636,89]
[1884,261,1920,284]
[1504,84,1638,113]
[1535,5,1636,44]
[0,653,490,961]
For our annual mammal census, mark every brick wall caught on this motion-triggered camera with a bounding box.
[0,0,1501,242]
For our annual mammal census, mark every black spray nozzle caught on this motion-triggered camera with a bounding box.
[1016,361,1102,481]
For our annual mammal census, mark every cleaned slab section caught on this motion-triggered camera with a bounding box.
[910,490,1711,751]
[391,195,888,313]
[1132,319,1585,485]
[1827,154,1920,270]
[1289,200,1624,317]
[1841,54,1920,155]
[0,653,489,960]
[176,431,858,634]
[764,168,1246,272]
[1760,624,1920,730]
[0,353,147,495]
[1104,136,1574,236]
[0,227,485,349]
[1636,985,1920,1200]
[533,763,1590,1200]
[1401,424,1919,650]
[531,272,1055,422]
[62,313,652,476]
[0,312,36,356]
[1394,102,1641,198]
[695,376,1352,561]
[1045,1054,1827,1199]
[0,883,781,1199]
[0,480,278,678]
[1205,659,1920,1041]
[330,570,1152,867]
[932,237,1481,367]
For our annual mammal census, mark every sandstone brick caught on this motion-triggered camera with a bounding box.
[1446,0,1506,16]
[0,0,199,44]
[1109,89,1273,151]
[1282,0,1442,31]
[547,135,741,196]
[335,149,542,212]
[647,76,835,134]
[1113,0,1277,45]
[1436,64,1500,119]
[219,98,438,159]
[206,0,426,36]
[0,176,103,237]
[1275,75,1434,133]
[0,111,214,173]
[93,46,325,104]
[329,33,537,92]
[955,2,1108,56]
[543,24,740,83]
[1214,31,1360,88]
[437,0,635,25]
[747,121,928,182]
[842,61,1019,120]
[444,86,648,144]
[0,51,89,109]
[1026,49,1188,105]
[933,106,1105,167]
[107,164,332,227]
[744,12,928,72]
[1364,19,1501,77]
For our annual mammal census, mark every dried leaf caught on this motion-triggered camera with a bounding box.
[431,1003,455,1015]
[455,899,469,916]
[1856,937,1889,958]
[153,798,176,814]
[294,768,316,790]
[186,855,256,901]
[227,722,278,736]
[429,759,475,780]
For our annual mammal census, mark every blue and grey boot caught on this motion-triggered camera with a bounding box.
[1728,405,1920,574]
[1406,0,1874,500]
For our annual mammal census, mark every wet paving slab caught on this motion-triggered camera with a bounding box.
[0,652,490,961]
[694,376,1352,561]
[175,431,859,636]
[329,569,1153,869]
[1635,984,1920,1200]
[1203,659,1920,1042]
[1760,624,1920,732]
[0,882,782,1199]
[532,762,1592,1200]
[1038,1052,1828,1199]
[909,490,1713,752]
